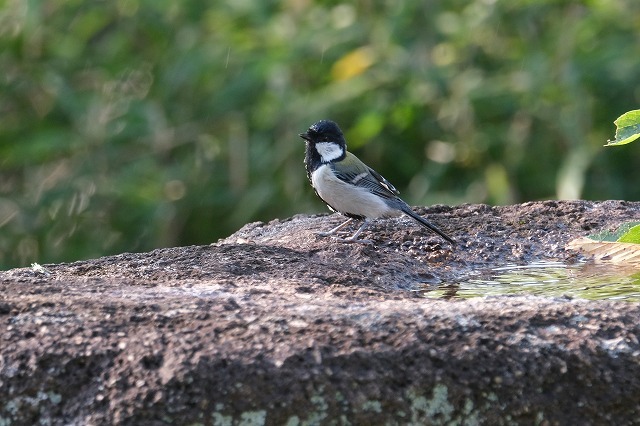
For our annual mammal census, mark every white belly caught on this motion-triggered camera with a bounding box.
[311,165,399,219]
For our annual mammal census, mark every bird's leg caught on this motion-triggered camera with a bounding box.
[316,218,374,244]
[340,219,373,244]
[316,217,354,237]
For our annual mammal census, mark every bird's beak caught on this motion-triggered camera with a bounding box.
[299,132,311,142]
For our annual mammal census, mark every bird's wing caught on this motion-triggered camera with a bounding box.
[331,152,400,199]
[367,166,399,195]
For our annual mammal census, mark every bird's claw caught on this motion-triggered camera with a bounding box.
[315,231,350,237]
[339,237,374,245]
[314,231,334,237]
[322,235,374,245]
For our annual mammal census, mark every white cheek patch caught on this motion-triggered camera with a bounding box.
[315,142,344,163]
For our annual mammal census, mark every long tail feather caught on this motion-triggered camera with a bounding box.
[401,207,456,246]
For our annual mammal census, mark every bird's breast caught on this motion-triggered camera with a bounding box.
[310,165,399,219]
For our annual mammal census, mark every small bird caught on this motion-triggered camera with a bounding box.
[299,119,455,245]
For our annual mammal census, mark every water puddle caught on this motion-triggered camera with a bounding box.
[422,261,640,301]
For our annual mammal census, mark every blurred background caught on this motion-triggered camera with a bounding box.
[1,0,639,269]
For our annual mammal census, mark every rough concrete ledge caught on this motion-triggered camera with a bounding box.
[1,201,639,425]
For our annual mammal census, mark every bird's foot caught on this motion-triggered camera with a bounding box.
[315,231,336,237]
[315,230,351,237]
[315,218,373,244]
[330,236,374,245]
[314,232,373,244]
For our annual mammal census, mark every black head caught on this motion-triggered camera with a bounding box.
[299,120,348,177]
[299,120,346,148]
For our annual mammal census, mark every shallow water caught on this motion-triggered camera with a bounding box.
[422,261,640,301]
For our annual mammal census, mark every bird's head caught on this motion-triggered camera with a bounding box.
[299,120,346,163]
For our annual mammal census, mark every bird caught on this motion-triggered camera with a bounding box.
[299,119,455,245]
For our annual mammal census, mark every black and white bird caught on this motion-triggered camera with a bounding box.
[299,119,455,245]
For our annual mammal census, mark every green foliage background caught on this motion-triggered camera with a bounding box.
[1,0,639,268]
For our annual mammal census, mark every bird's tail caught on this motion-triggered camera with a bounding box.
[400,206,456,246]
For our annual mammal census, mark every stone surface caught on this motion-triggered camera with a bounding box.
[1,201,640,425]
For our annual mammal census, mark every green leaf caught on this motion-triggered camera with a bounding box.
[588,221,640,242]
[605,109,640,146]
[618,224,640,244]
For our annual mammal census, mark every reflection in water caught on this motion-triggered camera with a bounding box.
[422,261,640,301]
